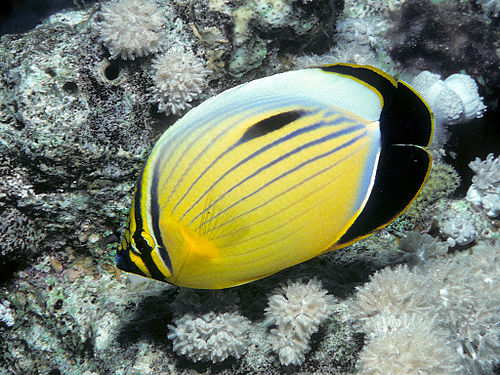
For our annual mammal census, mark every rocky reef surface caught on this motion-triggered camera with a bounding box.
[0,0,499,374]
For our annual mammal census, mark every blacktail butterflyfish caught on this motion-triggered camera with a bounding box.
[116,63,433,289]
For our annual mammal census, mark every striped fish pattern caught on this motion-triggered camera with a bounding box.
[117,64,433,289]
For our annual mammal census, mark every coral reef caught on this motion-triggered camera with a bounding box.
[466,153,500,218]
[0,0,498,374]
[195,0,340,76]
[0,7,163,276]
[389,0,500,89]
[292,0,398,73]
[0,206,43,271]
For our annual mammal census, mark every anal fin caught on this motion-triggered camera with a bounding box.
[336,144,432,247]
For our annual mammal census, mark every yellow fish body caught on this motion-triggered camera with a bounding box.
[116,63,433,289]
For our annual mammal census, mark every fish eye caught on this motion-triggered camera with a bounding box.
[132,230,155,255]
[141,231,155,248]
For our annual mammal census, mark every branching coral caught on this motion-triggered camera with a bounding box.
[466,153,500,218]
[149,48,209,115]
[98,0,166,60]
[264,278,336,366]
[167,311,251,363]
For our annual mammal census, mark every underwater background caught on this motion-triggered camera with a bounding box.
[0,0,499,373]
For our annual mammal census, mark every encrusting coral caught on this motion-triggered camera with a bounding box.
[149,48,210,115]
[98,0,167,60]
[264,278,337,366]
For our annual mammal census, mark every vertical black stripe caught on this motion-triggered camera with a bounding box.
[132,168,168,281]
[151,161,174,274]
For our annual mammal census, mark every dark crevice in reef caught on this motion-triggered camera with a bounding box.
[0,259,29,285]
[116,291,177,346]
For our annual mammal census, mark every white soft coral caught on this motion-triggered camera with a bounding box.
[264,278,336,365]
[99,0,166,60]
[149,48,209,115]
[168,311,251,363]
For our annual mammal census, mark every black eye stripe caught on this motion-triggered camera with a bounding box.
[151,155,174,274]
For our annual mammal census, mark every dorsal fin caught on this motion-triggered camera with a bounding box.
[318,64,433,147]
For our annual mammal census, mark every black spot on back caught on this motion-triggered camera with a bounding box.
[239,110,305,143]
